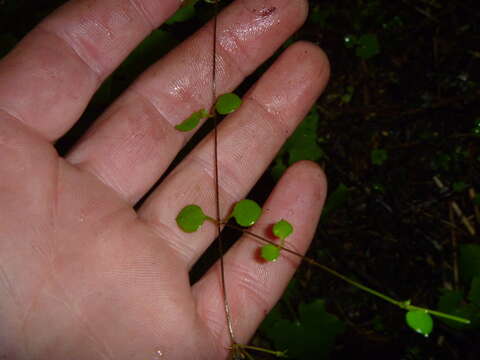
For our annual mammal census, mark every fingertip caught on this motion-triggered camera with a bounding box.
[285,41,331,90]
[279,160,328,207]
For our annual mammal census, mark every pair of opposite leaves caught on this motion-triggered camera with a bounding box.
[175,93,242,131]
[176,199,293,262]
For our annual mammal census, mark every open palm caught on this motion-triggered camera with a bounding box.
[0,0,329,359]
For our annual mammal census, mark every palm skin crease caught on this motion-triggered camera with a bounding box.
[0,0,330,359]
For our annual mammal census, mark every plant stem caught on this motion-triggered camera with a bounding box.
[215,220,471,325]
[231,343,287,359]
[405,304,471,324]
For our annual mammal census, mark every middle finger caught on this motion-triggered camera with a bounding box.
[67,0,308,204]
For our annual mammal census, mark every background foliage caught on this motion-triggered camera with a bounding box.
[1,0,479,358]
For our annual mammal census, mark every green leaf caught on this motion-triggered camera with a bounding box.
[175,109,209,132]
[355,33,380,59]
[406,310,433,337]
[176,205,207,233]
[322,183,349,219]
[259,306,283,333]
[263,299,344,360]
[286,107,324,166]
[271,107,324,180]
[118,30,177,81]
[468,276,480,306]
[288,141,324,165]
[271,158,287,181]
[340,85,355,104]
[215,93,242,115]
[166,0,198,24]
[231,199,262,227]
[273,219,293,240]
[437,289,472,329]
[438,289,463,313]
[459,244,480,283]
[309,6,332,27]
[452,181,468,193]
[473,118,480,135]
[371,148,388,165]
[261,244,281,262]
[268,319,304,358]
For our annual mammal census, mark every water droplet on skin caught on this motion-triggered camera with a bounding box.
[154,349,163,358]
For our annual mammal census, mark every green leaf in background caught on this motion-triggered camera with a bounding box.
[272,219,293,240]
[437,289,465,328]
[175,109,209,132]
[117,29,177,82]
[261,244,281,262]
[452,181,468,193]
[264,299,345,360]
[176,205,207,233]
[309,5,332,27]
[215,93,242,115]
[459,244,480,283]
[472,117,480,135]
[231,199,262,227]
[271,158,288,181]
[468,276,480,306]
[272,107,324,180]
[166,0,199,24]
[371,148,388,165]
[322,183,349,219]
[340,85,355,104]
[437,289,479,329]
[355,33,380,59]
[406,310,433,337]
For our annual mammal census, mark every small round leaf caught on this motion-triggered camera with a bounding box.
[406,310,433,337]
[261,244,280,262]
[273,219,293,240]
[232,199,262,227]
[215,93,242,115]
[176,205,207,233]
[175,109,209,132]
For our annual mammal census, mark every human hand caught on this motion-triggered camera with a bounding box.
[0,0,329,359]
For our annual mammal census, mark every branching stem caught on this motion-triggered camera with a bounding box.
[215,221,471,325]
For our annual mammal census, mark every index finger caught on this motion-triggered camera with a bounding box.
[0,0,182,141]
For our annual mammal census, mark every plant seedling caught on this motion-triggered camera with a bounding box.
[173,1,471,357]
